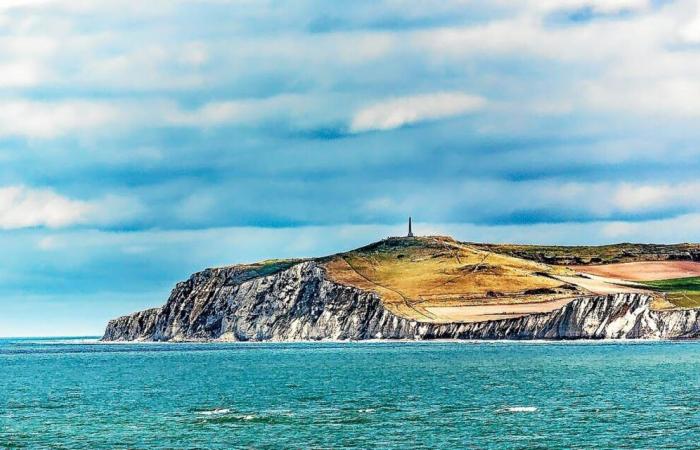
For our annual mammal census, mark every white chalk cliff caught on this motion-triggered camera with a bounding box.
[102,261,700,341]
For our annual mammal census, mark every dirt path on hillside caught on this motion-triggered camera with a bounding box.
[424,297,577,323]
[553,274,648,295]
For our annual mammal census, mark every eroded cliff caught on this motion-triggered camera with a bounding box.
[102,261,700,341]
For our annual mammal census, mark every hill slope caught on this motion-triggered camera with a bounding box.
[322,236,587,322]
[101,236,700,342]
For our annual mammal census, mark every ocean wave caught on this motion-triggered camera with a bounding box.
[197,408,231,416]
[196,410,296,425]
[501,406,538,413]
[20,338,102,345]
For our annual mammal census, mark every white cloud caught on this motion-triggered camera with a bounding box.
[0,185,90,229]
[86,194,147,227]
[350,92,486,133]
[0,100,121,138]
[36,235,62,250]
[0,98,226,138]
[179,42,209,66]
[612,182,700,212]
[601,221,639,238]
[164,94,330,128]
[586,0,649,14]
[0,0,56,11]
[166,101,245,126]
[613,184,672,211]
[533,181,700,217]
[675,0,700,44]
[528,181,700,217]
[0,185,144,230]
[584,76,700,117]
[409,1,700,117]
[0,61,43,87]
[0,96,321,138]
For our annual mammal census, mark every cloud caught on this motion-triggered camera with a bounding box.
[0,61,43,87]
[584,77,700,117]
[533,0,651,15]
[0,100,121,139]
[179,42,209,66]
[350,92,486,132]
[677,0,700,44]
[87,194,147,227]
[583,0,649,14]
[0,185,90,229]
[163,94,338,129]
[0,185,143,230]
[612,182,700,212]
[601,221,638,238]
[0,96,327,138]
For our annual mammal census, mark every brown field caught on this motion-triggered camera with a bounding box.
[322,236,592,323]
[570,261,700,282]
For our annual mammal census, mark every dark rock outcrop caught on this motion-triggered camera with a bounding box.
[102,261,700,342]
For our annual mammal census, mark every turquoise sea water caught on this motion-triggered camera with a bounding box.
[1,339,699,449]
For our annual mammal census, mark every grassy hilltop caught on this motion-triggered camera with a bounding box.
[214,236,700,323]
[320,236,589,322]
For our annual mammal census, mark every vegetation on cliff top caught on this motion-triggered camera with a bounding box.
[638,277,700,308]
[472,243,700,266]
[209,259,305,285]
[321,236,587,322]
[212,236,699,321]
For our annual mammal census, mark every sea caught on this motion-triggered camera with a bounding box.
[1,338,699,449]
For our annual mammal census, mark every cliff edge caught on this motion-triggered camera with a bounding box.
[103,260,700,341]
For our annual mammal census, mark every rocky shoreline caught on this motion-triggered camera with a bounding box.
[102,261,700,342]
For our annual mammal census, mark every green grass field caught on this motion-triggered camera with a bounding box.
[639,277,700,308]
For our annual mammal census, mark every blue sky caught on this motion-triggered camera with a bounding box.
[2,0,700,336]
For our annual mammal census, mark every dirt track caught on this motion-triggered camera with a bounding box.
[569,261,700,281]
[425,297,577,323]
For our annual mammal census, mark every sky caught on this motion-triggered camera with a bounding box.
[2,0,700,336]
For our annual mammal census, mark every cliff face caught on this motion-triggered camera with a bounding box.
[102,261,700,342]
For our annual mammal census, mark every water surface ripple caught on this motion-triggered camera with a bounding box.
[1,339,699,449]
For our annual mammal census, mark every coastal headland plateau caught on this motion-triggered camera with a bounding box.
[103,236,700,341]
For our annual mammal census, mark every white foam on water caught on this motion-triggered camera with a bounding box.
[197,408,231,416]
[358,408,376,413]
[502,406,538,413]
[24,338,102,345]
